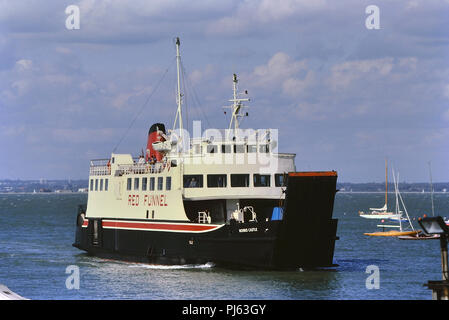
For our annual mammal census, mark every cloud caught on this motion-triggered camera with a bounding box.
[15,59,33,71]
[0,0,448,181]
[328,58,394,91]
[207,0,327,35]
[243,52,315,98]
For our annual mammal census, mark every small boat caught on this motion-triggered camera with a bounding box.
[398,233,440,240]
[359,159,401,220]
[388,216,408,223]
[365,230,420,237]
[359,207,402,220]
[365,169,420,237]
[400,162,447,241]
[152,140,173,153]
[0,284,27,300]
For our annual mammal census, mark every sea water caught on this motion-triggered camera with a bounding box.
[0,192,447,300]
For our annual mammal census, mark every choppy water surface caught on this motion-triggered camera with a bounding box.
[0,192,448,300]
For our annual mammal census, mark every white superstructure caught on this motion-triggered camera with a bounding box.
[85,38,295,225]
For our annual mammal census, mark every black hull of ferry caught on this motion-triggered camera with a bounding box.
[73,172,339,270]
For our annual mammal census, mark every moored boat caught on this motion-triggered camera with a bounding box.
[359,159,402,220]
[365,169,420,237]
[364,230,420,237]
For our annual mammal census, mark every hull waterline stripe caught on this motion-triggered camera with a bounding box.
[101,220,222,233]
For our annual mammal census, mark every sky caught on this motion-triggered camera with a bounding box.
[0,0,448,182]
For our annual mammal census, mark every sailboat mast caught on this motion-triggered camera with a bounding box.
[393,170,402,231]
[429,161,435,216]
[385,158,388,209]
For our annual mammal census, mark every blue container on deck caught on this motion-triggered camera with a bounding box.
[271,207,283,220]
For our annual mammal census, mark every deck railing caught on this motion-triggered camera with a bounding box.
[89,159,111,176]
[114,162,170,176]
[89,158,171,177]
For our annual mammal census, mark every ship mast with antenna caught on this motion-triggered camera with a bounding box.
[172,37,183,145]
[225,74,250,139]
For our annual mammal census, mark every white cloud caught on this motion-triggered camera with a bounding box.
[328,58,395,90]
[14,59,32,71]
[245,52,315,97]
[208,0,327,35]
[188,64,216,86]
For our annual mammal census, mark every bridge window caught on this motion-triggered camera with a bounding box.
[149,177,155,191]
[157,177,163,190]
[207,174,227,188]
[234,145,245,153]
[105,179,109,191]
[90,179,94,191]
[275,174,287,187]
[142,177,148,191]
[247,145,257,153]
[207,145,218,153]
[221,144,232,153]
[100,179,103,191]
[231,174,250,187]
[134,178,139,190]
[184,175,203,188]
[166,177,171,190]
[95,179,98,191]
[259,144,270,153]
[127,178,132,191]
[254,174,271,187]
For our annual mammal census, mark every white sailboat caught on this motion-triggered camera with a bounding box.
[365,169,419,237]
[359,159,402,220]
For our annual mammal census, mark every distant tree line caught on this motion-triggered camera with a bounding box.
[337,182,449,192]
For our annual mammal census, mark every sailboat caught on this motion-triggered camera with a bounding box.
[359,159,402,220]
[398,162,440,240]
[364,169,420,237]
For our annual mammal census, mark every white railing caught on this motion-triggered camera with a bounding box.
[90,159,111,176]
[90,165,111,176]
[89,158,173,176]
[115,161,171,176]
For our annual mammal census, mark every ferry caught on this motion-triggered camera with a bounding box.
[73,38,339,269]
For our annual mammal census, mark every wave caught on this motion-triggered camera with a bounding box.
[128,262,215,270]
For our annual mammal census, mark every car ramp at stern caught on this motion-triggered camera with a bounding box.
[273,171,339,269]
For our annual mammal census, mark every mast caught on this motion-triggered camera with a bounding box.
[429,161,435,216]
[173,37,183,145]
[393,170,402,231]
[225,74,249,139]
[396,171,415,232]
[385,158,388,209]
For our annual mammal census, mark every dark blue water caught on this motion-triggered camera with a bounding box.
[0,192,448,300]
